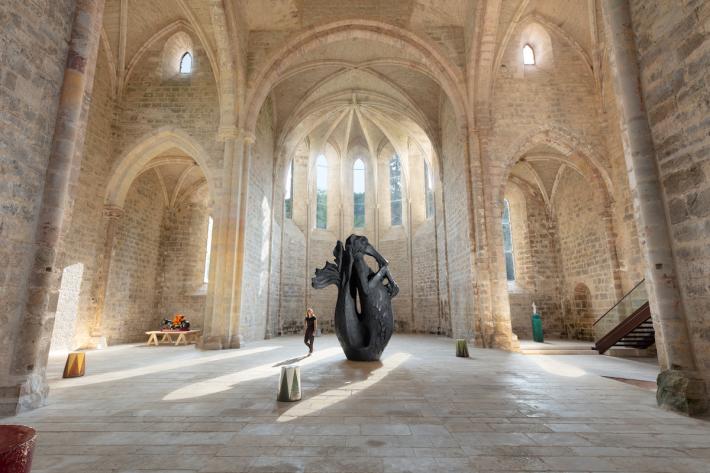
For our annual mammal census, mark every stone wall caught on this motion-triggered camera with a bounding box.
[0,0,76,389]
[412,220,442,333]
[156,191,210,332]
[440,99,475,339]
[629,0,710,372]
[103,173,165,343]
[51,26,221,349]
[114,28,221,173]
[239,103,275,342]
[53,43,116,350]
[554,170,617,340]
[505,183,563,339]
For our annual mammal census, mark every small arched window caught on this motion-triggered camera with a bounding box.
[424,159,434,219]
[522,44,535,65]
[203,216,213,284]
[284,159,293,219]
[389,154,403,226]
[502,199,515,281]
[353,159,365,228]
[179,52,193,73]
[316,155,328,229]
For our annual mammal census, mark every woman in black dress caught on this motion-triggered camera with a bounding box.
[304,308,317,354]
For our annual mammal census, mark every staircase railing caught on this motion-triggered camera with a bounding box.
[592,279,647,344]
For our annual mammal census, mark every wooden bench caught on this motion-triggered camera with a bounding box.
[145,330,201,346]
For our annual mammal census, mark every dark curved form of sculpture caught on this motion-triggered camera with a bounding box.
[312,235,399,361]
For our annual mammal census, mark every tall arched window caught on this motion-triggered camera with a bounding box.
[389,154,403,226]
[316,155,328,229]
[522,44,535,65]
[502,199,515,281]
[424,159,434,219]
[284,159,293,219]
[180,52,193,73]
[353,159,365,228]
[203,216,213,284]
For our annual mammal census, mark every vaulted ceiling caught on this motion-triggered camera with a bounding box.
[99,0,603,149]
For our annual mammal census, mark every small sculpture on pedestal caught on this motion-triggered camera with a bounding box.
[312,235,399,361]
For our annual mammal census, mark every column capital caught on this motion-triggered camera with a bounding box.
[102,205,124,220]
[218,126,256,144]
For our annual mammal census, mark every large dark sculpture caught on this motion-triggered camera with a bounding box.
[312,235,399,361]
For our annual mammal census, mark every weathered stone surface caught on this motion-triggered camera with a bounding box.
[657,370,709,416]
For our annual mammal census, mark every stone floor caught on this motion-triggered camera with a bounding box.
[3,335,710,472]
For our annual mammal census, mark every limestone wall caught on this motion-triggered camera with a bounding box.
[53,44,117,351]
[440,99,475,339]
[103,173,165,343]
[156,192,210,332]
[554,170,617,340]
[53,26,220,349]
[0,0,76,384]
[505,183,563,339]
[629,0,710,372]
[239,103,275,342]
[114,28,221,173]
[412,220,442,333]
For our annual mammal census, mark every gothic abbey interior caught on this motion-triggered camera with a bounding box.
[1,0,709,471]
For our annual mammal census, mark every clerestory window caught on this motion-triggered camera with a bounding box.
[523,44,535,65]
[284,159,293,219]
[502,199,515,281]
[316,155,328,229]
[389,154,403,226]
[180,52,192,73]
[353,159,365,228]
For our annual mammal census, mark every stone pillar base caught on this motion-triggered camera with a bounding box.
[16,374,50,414]
[199,336,226,350]
[656,370,708,416]
[227,335,242,349]
[0,385,22,417]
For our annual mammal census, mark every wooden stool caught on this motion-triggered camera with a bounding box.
[63,352,86,378]
[277,365,301,402]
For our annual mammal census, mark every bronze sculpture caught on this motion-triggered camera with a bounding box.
[312,235,399,361]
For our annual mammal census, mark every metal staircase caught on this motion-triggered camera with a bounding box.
[593,281,655,354]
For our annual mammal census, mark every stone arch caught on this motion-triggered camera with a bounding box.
[122,20,219,96]
[105,127,216,209]
[496,127,613,207]
[161,31,193,79]
[517,21,555,70]
[242,20,468,135]
[571,283,594,340]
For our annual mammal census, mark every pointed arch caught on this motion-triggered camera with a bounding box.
[105,127,216,208]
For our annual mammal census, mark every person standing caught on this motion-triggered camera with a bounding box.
[304,308,317,354]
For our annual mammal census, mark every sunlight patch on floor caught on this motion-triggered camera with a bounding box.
[163,346,342,401]
[277,352,410,422]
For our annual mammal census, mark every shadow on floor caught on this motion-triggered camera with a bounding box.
[272,355,310,367]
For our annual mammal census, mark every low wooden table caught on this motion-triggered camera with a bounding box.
[145,330,201,346]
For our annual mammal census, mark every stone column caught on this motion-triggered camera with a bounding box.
[88,205,124,344]
[471,126,517,351]
[202,131,253,349]
[602,0,707,415]
[8,0,106,412]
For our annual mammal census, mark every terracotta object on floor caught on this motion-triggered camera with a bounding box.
[0,425,37,473]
